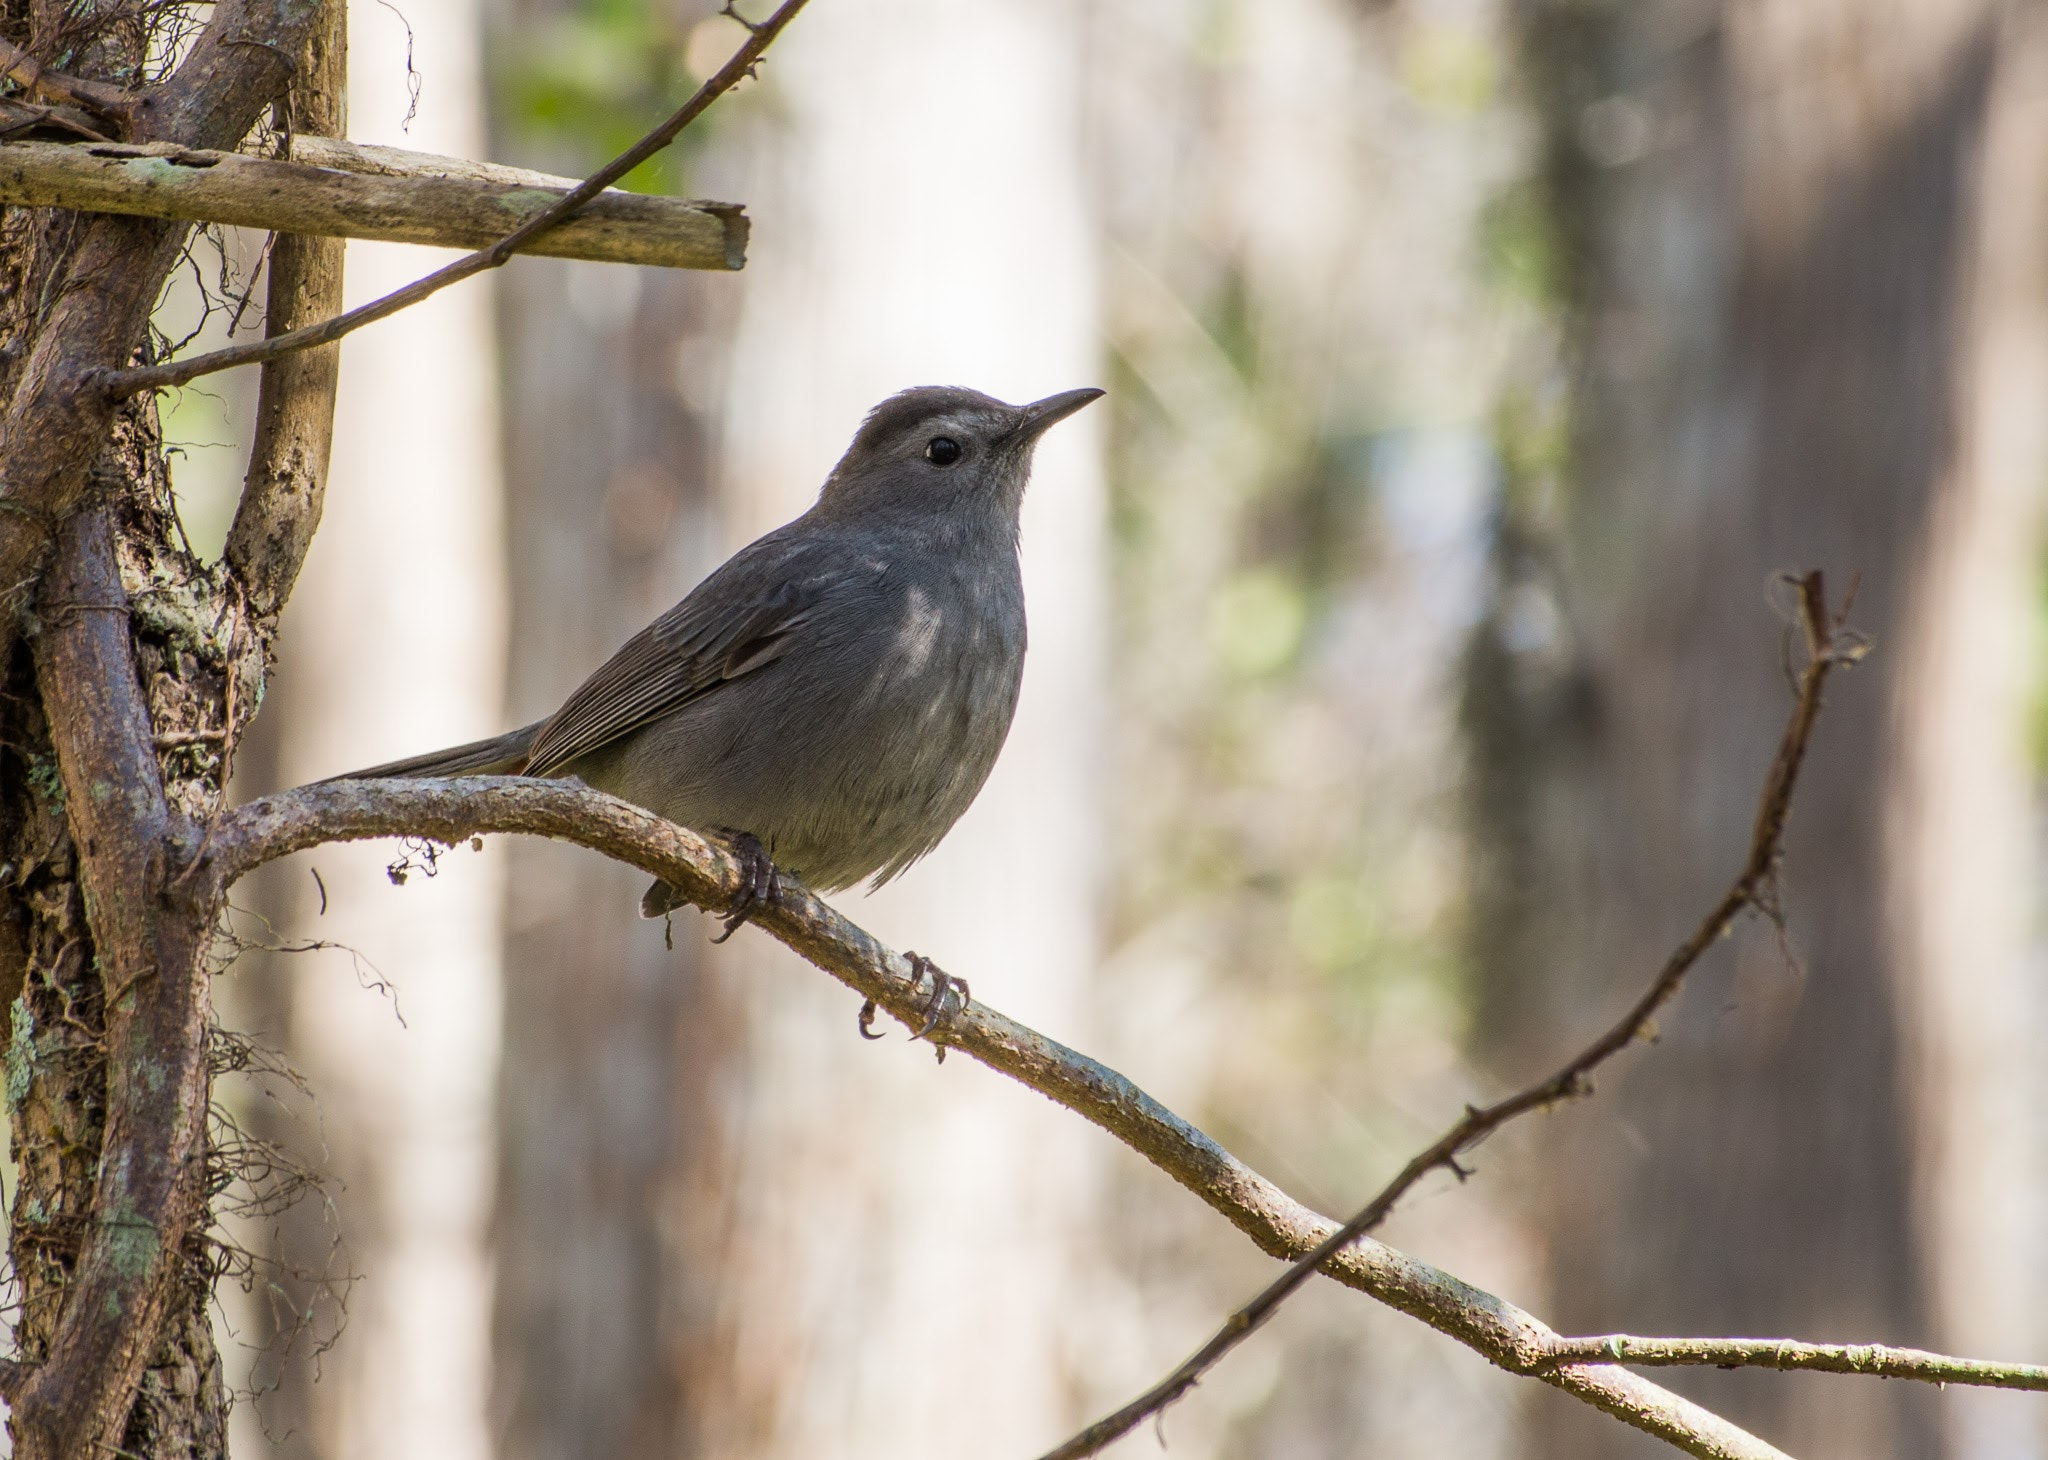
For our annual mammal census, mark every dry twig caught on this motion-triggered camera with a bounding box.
[1040,571,1866,1460]
[1538,1335,2048,1391]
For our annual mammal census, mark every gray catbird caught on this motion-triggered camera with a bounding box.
[341,384,1101,1016]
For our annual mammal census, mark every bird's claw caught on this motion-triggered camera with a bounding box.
[712,830,780,943]
[849,955,969,1056]
[905,952,970,1043]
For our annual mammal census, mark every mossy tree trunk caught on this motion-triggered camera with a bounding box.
[2,433,246,1460]
[0,0,335,1451]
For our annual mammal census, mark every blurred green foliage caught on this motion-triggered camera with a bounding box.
[494,0,743,193]
[1208,567,1308,679]
[2028,544,2048,778]
[1094,18,1568,1307]
[1399,21,1499,116]
[1478,181,1561,307]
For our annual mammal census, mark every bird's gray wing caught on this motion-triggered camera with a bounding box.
[525,536,855,778]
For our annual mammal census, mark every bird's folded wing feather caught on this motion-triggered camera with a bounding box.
[525,538,848,778]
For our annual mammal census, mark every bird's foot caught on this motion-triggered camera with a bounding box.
[711,830,781,943]
[850,955,969,1056]
[904,951,970,1048]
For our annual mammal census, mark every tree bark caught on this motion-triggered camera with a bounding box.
[227,0,346,622]
[1470,2,2023,1455]
[2,429,248,1460]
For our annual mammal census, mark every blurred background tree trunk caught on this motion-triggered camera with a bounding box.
[484,0,741,1447]
[1469,3,2048,1457]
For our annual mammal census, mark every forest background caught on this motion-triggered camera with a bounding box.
[123,0,2048,1456]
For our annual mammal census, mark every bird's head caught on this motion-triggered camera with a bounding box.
[819,385,1103,523]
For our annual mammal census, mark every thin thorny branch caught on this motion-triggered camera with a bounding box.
[1039,571,1870,1460]
[1533,1335,2048,1391]
[90,0,809,399]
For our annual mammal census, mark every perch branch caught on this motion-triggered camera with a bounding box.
[203,778,1783,1460]
[1539,1336,2048,1391]
[1042,572,1864,1460]
[0,139,747,269]
[93,0,806,399]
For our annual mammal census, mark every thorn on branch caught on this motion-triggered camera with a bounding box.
[1834,570,1863,632]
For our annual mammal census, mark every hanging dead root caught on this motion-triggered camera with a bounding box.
[204,1010,360,1437]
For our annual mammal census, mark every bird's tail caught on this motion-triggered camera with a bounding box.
[328,720,546,780]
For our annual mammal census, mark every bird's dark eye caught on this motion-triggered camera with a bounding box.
[925,436,962,465]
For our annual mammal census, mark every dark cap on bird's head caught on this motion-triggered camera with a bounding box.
[822,384,1104,516]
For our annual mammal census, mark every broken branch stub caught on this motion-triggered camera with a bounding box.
[0,139,748,269]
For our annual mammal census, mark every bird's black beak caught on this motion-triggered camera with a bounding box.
[1010,387,1105,442]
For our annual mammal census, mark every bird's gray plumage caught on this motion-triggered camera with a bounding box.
[338,384,1101,915]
